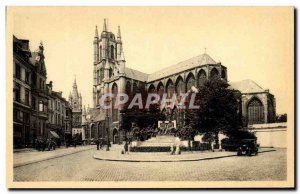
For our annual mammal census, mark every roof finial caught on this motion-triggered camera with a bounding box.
[95,25,98,38]
[117,25,122,41]
[204,47,207,54]
[103,19,107,32]
[106,18,109,31]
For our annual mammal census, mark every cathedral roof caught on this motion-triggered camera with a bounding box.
[125,67,149,82]
[229,79,266,94]
[147,53,217,82]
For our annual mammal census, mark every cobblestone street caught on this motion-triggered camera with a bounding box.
[13,147,287,181]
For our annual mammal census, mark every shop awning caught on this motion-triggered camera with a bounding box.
[49,130,60,139]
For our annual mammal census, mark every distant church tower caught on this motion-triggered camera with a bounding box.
[69,78,83,135]
[93,19,126,108]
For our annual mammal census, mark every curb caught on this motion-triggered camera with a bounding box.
[14,147,94,168]
[93,149,276,163]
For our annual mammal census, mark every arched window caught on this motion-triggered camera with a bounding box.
[109,68,113,77]
[99,45,102,60]
[197,69,207,87]
[100,68,104,82]
[166,79,174,98]
[247,97,264,124]
[125,81,131,95]
[110,45,114,59]
[132,82,138,94]
[148,84,155,93]
[112,83,118,122]
[186,73,195,91]
[175,76,185,95]
[221,69,226,79]
[157,82,164,98]
[210,68,219,80]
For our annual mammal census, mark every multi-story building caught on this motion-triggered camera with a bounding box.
[29,41,49,143]
[13,36,33,148]
[47,81,69,143]
[84,19,276,144]
[13,35,73,148]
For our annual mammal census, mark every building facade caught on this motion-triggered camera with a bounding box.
[13,36,73,148]
[69,79,83,137]
[47,82,70,143]
[84,20,277,144]
[13,36,33,148]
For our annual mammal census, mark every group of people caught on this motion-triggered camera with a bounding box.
[35,138,56,151]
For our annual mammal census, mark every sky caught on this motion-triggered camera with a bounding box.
[9,6,294,114]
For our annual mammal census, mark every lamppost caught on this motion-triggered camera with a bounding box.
[119,112,125,144]
[90,119,93,144]
[105,114,110,151]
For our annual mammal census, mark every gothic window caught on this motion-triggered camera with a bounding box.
[210,68,219,80]
[112,83,118,122]
[110,45,114,59]
[166,79,174,98]
[109,68,113,77]
[157,82,164,98]
[100,68,104,81]
[247,97,264,124]
[99,45,102,60]
[221,69,226,79]
[197,69,207,87]
[175,76,185,95]
[148,84,155,93]
[125,81,131,95]
[97,70,100,84]
[186,73,195,91]
[132,82,138,94]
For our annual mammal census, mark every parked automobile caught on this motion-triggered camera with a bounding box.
[237,139,258,156]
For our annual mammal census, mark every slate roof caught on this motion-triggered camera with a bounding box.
[147,53,217,82]
[125,67,149,82]
[229,79,266,94]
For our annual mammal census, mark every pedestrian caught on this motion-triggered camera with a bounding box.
[96,138,100,150]
[124,141,129,154]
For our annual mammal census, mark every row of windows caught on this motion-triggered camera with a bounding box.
[15,63,30,84]
[14,83,30,106]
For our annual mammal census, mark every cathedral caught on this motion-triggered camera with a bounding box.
[84,19,276,144]
[69,78,83,136]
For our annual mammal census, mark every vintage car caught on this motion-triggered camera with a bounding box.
[237,139,258,156]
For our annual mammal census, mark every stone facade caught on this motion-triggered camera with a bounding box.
[87,20,276,144]
[69,78,83,136]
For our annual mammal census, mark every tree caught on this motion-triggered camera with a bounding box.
[186,79,243,145]
[122,89,166,135]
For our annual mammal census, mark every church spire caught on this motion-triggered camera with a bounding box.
[73,76,77,88]
[95,25,98,38]
[117,25,122,41]
[103,18,107,32]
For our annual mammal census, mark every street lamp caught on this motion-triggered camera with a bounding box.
[90,119,94,145]
[119,112,125,145]
[105,114,110,151]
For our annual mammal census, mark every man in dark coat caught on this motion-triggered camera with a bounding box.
[96,138,100,150]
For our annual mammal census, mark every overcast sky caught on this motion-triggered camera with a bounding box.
[10,6,293,114]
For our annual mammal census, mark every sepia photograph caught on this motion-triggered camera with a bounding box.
[6,6,294,188]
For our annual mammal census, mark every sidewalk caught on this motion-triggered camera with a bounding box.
[14,145,95,168]
[93,147,276,162]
